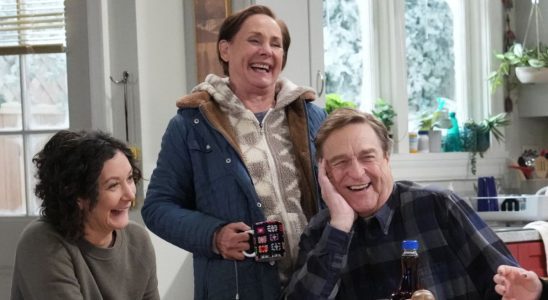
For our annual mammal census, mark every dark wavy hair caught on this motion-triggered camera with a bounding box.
[217,5,291,76]
[33,130,142,242]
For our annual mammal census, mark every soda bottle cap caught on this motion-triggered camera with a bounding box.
[402,240,419,250]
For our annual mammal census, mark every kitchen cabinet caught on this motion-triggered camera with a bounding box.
[506,241,547,277]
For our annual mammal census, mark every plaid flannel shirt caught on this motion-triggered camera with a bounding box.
[286,181,518,300]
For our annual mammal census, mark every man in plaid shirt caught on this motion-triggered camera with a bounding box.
[286,108,518,300]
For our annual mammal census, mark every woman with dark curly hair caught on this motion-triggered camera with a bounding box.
[11,130,159,300]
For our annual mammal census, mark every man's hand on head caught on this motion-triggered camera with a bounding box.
[319,159,357,232]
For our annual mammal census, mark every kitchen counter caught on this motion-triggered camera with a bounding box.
[492,227,542,243]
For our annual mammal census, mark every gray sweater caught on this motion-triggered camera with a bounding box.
[11,219,159,300]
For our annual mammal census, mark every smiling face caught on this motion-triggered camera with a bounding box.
[218,14,284,94]
[322,123,394,217]
[82,151,135,245]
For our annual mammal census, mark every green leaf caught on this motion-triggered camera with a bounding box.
[528,58,546,68]
[372,98,397,132]
[325,93,356,114]
[513,43,524,57]
[495,53,506,60]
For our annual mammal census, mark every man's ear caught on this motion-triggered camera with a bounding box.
[218,40,230,62]
[324,161,332,179]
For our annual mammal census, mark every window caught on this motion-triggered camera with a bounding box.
[405,0,457,130]
[0,0,68,216]
[323,0,505,180]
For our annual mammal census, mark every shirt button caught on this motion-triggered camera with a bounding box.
[193,118,199,124]
[225,158,231,164]
[256,203,262,208]
[206,144,211,150]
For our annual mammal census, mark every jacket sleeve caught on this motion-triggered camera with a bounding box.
[286,211,353,300]
[141,114,227,257]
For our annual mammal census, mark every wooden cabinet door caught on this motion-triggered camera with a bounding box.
[507,241,547,277]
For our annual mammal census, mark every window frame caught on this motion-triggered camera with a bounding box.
[367,0,507,180]
[0,0,70,216]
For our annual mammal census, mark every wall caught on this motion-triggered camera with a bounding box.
[134,0,194,299]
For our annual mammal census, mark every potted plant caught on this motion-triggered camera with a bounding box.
[372,98,397,134]
[462,113,511,175]
[489,43,548,93]
[417,101,452,153]
[325,93,356,114]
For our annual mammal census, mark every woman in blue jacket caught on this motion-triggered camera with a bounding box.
[142,5,326,300]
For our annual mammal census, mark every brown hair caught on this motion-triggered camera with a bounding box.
[217,5,291,76]
[315,108,393,159]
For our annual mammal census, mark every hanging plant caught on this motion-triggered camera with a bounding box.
[489,0,548,93]
[489,43,548,93]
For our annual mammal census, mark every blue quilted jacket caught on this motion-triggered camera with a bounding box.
[142,90,326,300]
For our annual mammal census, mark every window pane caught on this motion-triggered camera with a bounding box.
[0,135,25,215]
[25,133,54,215]
[0,55,22,131]
[0,0,66,48]
[323,0,364,104]
[24,53,68,130]
[405,0,455,131]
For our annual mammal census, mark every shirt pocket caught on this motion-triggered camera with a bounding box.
[188,135,248,221]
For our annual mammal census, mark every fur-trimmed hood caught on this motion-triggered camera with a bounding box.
[176,74,316,109]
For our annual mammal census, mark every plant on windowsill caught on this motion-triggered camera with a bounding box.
[417,101,452,153]
[462,113,511,175]
[417,98,452,131]
[372,98,397,135]
[325,93,357,114]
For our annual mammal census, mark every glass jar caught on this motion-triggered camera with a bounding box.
[418,130,430,153]
[409,132,418,153]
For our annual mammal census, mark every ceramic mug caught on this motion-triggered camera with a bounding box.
[243,220,285,262]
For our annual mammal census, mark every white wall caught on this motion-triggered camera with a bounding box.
[134,0,194,299]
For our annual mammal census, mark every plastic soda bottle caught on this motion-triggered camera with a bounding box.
[390,240,419,300]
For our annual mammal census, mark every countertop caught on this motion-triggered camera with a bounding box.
[492,227,542,243]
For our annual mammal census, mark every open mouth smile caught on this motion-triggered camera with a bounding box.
[111,207,129,216]
[347,182,372,191]
[250,63,271,73]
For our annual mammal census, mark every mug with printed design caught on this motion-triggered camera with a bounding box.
[243,220,285,262]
